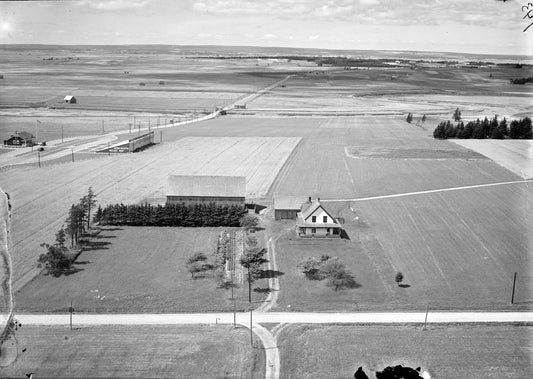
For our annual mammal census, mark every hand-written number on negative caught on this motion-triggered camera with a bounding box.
[523,2,533,32]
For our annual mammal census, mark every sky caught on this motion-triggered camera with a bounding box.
[0,0,532,56]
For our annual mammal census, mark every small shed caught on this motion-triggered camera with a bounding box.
[64,95,77,104]
[274,197,307,220]
[166,175,246,206]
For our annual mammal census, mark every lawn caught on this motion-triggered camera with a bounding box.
[2,325,264,378]
[273,182,532,312]
[277,324,531,379]
[15,226,268,313]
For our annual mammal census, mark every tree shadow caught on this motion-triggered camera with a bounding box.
[100,227,123,232]
[95,234,116,239]
[80,241,111,252]
[399,284,411,288]
[253,287,273,293]
[257,269,285,279]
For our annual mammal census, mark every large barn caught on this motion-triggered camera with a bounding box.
[166,175,246,206]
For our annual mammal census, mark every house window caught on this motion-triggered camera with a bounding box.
[311,228,316,234]
[312,216,316,223]
[327,228,330,234]
[323,216,327,223]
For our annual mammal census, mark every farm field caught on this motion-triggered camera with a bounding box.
[0,135,299,289]
[453,139,533,179]
[273,182,532,312]
[2,325,264,378]
[277,324,531,379]
[15,226,268,313]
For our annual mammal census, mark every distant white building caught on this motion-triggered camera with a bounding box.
[64,95,77,104]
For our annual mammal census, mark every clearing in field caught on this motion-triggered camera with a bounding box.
[15,226,268,313]
[277,324,531,379]
[452,139,533,179]
[2,325,264,378]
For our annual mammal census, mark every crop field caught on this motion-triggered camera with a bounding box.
[453,139,533,179]
[0,135,299,288]
[277,324,531,379]
[15,226,267,313]
[245,67,533,117]
[269,116,519,199]
[2,325,264,378]
[273,181,532,312]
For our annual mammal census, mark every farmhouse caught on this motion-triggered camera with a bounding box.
[166,175,246,206]
[3,131,35,147]
[63,95,77,104]
[274,196,307,220]
[297,198,341,238]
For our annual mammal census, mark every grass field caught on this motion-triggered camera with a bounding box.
[2,325,264,378]
[277,324,531,379]
[0,135,299,288]
[15,226,268,313]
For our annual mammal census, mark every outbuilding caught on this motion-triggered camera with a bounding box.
[3,131,35,147]
[166,175,246,206]
[274,196,307,220]
[64,95,77,104]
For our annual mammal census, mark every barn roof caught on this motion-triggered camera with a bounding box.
[167,175,246,198]
[64,95,75,101]
[274,197,307,210]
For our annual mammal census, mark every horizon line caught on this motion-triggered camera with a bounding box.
[1,43,531,59]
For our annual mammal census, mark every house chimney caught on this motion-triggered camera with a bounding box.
[308,196,312,202]
[318,197,320,202]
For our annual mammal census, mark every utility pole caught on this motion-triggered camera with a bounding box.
[69,301,74,331]
[138,122,141,136]
[37,151,41,168]
[160,130,163,143]
[423,304,429,330]
[35,120,39,142]
[71,148,74,162]
[148,118,151,131]
[129,123,131,134]
[250,309,253,346]
[511,272,517,304]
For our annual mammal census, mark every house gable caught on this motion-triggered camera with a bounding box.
[302,202,337,225]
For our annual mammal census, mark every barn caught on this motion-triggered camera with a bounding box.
[274,197,307,220]
[64,95,77,104]
[3,131,35,147]
[166,175,246,206]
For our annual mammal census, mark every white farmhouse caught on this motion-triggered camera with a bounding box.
[297,198,341,238]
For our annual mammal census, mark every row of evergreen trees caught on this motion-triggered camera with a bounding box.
[433,116,532,140]
[93,202,247,227]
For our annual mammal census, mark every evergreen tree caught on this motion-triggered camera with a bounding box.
[453,108,462,122]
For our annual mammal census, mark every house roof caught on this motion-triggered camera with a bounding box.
[15,131,34,140]
[167,175,246,198]
[299,199,339,225]
[274,196,307,210]
[64,95,75,100]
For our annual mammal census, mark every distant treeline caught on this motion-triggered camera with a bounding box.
[510,77,533,85]
[433,116,532,140]
[94,202,246,227]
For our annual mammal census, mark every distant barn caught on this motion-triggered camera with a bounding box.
[3,131,35,147]
[64,95,77,104]
[166,175,246,206]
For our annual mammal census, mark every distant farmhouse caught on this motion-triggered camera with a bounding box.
[297,198,342,238]
[64,95,77,104]
[3,131,35,147]
[166,175,246,206]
